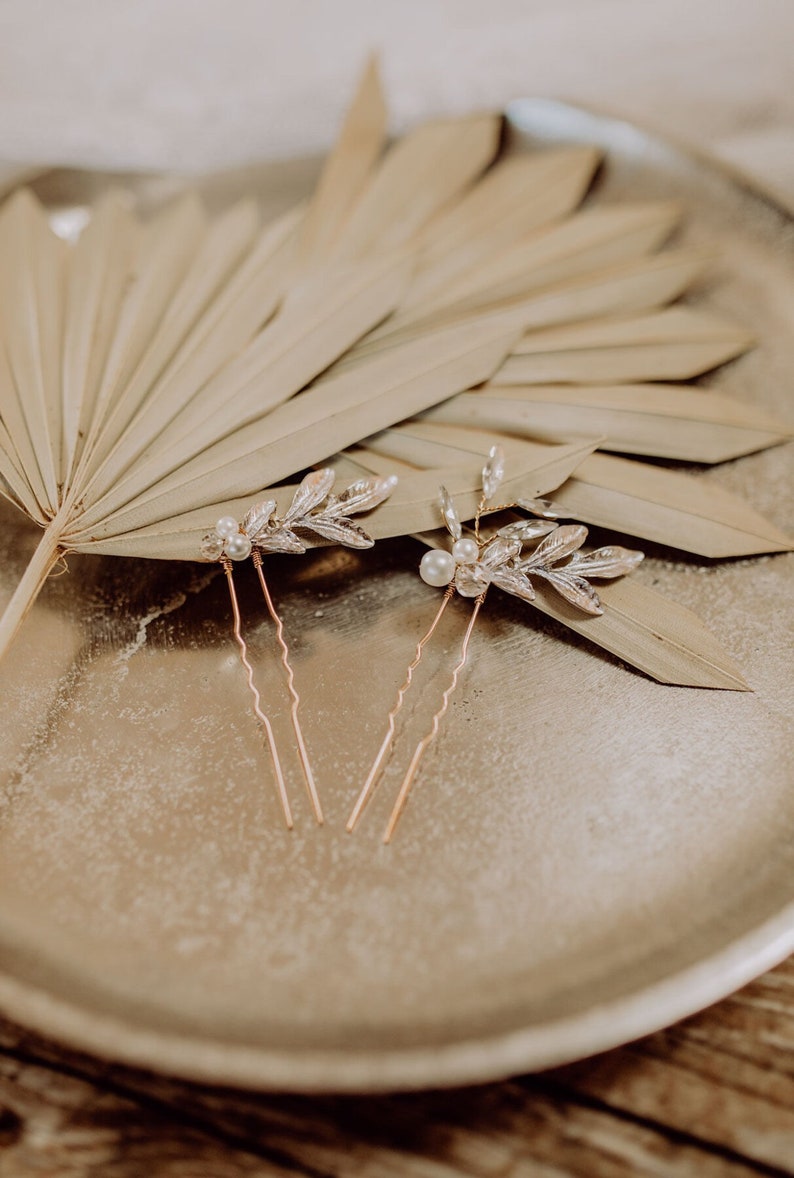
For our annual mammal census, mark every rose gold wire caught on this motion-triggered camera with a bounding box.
[346,584,455,834]
[383,592,485,845]
[473,494,487,544]
[252,550,324,826]
[223,558,294,830]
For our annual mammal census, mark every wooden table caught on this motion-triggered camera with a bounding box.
[1,957,793,1176]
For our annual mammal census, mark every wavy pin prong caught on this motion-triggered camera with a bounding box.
[253,549,324,826]
[222,556,294,830]
[383,591,484,844]
[346,584,455,833]
[202,468,397,830]
[351,444,644,844]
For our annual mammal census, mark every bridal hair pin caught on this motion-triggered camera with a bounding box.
[201,467,397,829]
[347,445,644,842]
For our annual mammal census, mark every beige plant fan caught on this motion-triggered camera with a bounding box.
[0,59,790,691]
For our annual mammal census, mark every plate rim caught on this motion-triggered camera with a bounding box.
[1,98,792,1092]
[1,901,793,1091]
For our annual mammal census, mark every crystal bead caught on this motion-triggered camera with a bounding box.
[481,444,505,501]
[438,485,462,540]
[517,497,566,520]
[199,531,224,561]
[455,562,491,598]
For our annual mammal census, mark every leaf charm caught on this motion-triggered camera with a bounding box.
[492,567,536,602]
[480,534,522,569]
[303,515,374,548]
[520,524,588,570]
[532,569,603,615]
[439,484,462,540]
[256,527,306,555]
[568,545,645,578]
[204,469,397,563]
[283,468,336,524]
[422,458,643,621]
[242,499,277,541]
[496,518,558,543]
[482,444,505,501]
[324,474,398,517]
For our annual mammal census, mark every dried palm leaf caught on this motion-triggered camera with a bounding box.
[424,382,791,463]
[495,308,755,384]
[0,60,789,698]
[365,420,792,558]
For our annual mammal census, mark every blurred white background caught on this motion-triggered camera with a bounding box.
[0,0,791,201]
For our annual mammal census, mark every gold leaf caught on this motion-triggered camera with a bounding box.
[521,523,588,567]
[324,475,397,517]
[241,499,276,541]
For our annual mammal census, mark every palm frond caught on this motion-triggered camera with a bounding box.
[0,59,789,691]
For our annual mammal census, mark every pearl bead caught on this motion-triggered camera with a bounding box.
[225,533,252,561]
[215,516,239,539]
[419,548,456,587]
[452,537,479,564]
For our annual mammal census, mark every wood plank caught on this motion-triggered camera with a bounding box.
[0,1022,767,1177]
[2,957,794,1175]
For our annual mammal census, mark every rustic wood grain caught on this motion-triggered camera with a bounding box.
[1,959,794,1176]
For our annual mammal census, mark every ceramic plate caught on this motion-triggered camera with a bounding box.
[0,102,792,1092]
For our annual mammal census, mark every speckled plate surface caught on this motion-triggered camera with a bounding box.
[0,102,792,1093]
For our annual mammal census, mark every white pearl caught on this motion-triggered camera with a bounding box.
[452,537,479,564]
[419,548,456,587]
[215,516,239,539]
[225,533,252,561]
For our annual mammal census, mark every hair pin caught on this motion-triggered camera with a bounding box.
[201,468,397,830]
[347,445,644,843]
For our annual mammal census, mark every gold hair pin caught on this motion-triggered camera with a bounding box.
[348,446,644,842]
[201,468,397,830]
